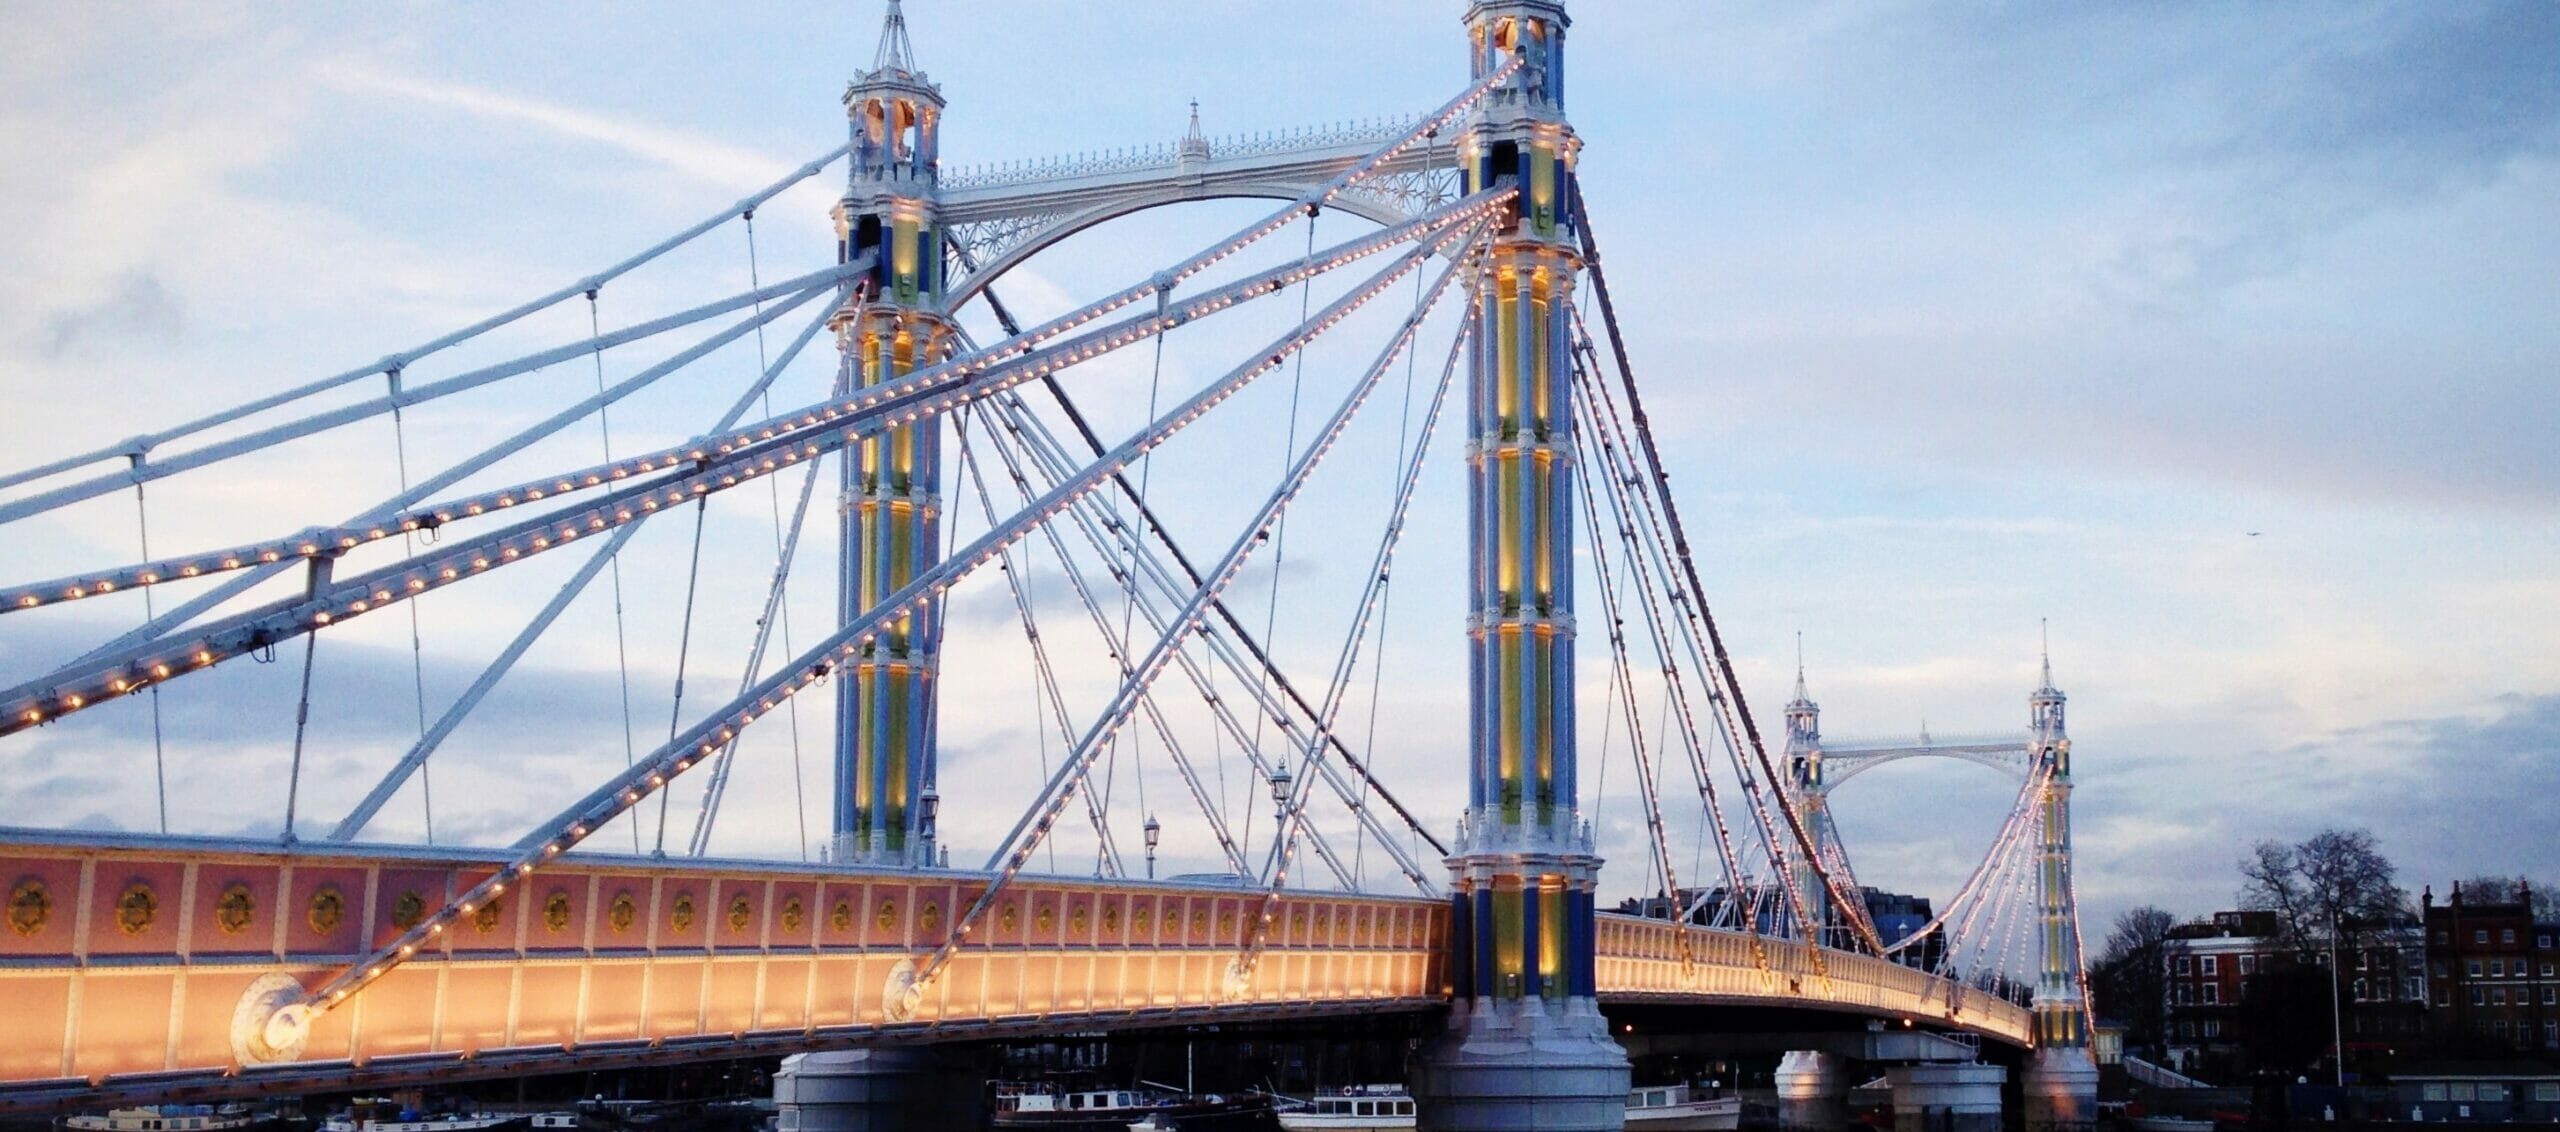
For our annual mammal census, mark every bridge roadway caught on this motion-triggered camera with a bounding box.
[0,833,2027,1111]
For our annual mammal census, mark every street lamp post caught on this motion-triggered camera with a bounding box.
[1143,814,1161,880]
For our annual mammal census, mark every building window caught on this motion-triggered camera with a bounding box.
[2542,962,2554,978]
[2423,1084,2448,1102]
[2239,954,2257,975]
[2203,983,2219,1005]
[2537,1081,2560,1102]
[2491,959,2506,977]
[2177,984,2193,1005]
[2203,1019,2221,1038]
[2176,955,2192,975]
[2200,955,2218,976]
[2436,989,2451,1006]
[2545,1022,2558,1051]
[2501,928,2516,944]
[2544,988,2556,1006]
[2492,988,2507,1006]
[2539,933,2552,949]
[2352,978,2368,1001]
[2470,960,2486,977]
[2472,988,2486,1005]
[2408,977,2425,1000]
[2477,929,2490,944]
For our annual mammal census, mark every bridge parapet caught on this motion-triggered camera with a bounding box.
[0,836,1443,1111]
[1591,914,2031,1046]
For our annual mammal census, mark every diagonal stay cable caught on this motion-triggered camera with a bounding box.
[959,243,1448,859]
[979,391,1362,891]
[987,388,1416,891]
[906,239,1479,1010]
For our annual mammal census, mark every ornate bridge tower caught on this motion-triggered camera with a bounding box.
[829,0,953,867]
[2022,651,2099,1126]
[1416,4,1629,1129]
[1781,660,1838,944]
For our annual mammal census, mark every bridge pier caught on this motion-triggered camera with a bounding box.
[1885,1063,2006,1132]
[773,1048,984,1132]
[1774,1049,1855,1132]
[1415,997,1628,1132]
[2021,1048,2101,1130]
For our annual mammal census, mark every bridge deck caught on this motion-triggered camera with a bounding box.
[0,836,2022,1111]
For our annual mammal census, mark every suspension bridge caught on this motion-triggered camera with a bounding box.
[0,4,2099,1129]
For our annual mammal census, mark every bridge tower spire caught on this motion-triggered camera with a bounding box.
[2022,633,2099,1125]
[1782,641,1839,946]
[1417,3,1629,1129]
[828,2,952,867]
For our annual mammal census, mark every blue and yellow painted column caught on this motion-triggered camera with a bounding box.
[1422,4,1628,1129]
[829,37,951,868]
[2022,658,2100,1124]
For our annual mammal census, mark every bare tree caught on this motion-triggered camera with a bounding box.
[2238,828,2407,951]
[2092,905,2177,1048]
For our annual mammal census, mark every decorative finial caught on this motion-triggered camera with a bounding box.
[1792,631,1808,702]
[872,0,918,75]
[2039,617,2054,691]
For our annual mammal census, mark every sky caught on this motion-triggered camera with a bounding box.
[0,2,2555,950]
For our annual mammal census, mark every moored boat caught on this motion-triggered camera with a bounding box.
[1625,1083,1741,1131]
[1276,1084,1414,1130]
[61,1106,285,1132]
[317,1100,524,1132]
[995,1081,1273,1131]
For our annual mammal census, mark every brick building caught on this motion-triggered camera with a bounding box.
[2162,909,2427,1074]
[2423,883,2559,1052]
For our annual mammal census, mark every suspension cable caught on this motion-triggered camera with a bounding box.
[744,207,813,862]
[1244,211,1324,860]
[129,471,169,834]
[386,369,436,843]
[281,633,319,844]
[588,290,645,853]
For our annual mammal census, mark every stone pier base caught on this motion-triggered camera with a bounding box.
[1886,1062,2006,1132]
[773,1047,982,1132]
[2021,1047,2101,1131]
[1775,1048,1854,1132]
[1413,998,1630,1132]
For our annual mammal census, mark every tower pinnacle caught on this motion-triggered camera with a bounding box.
[871,0,918,77]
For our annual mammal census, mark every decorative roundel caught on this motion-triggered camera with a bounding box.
[781,897,806,932]
[609,892,638,933]
[117,883,159,935]
[1315,909,1330,934]
[1133,904,1152,933]
[1192,908,1209,934]
[215,884,256,935]
[1069,905,1089,933]
[390,891,426,930]
[1102,905,1120,933]
[1036,905,1056,932]
[999,903,1019,931]
[6,879,49,937]
[670,893,698,931]
[1219,908,1236,933]
[1290,908,1306,933]
[876,898,900,931]
[544,891,573,933]
[919,902,943,933]
[473,897,503,933]
[727,895,753,931]
[831,898,854,931]
[307,887,345,933]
